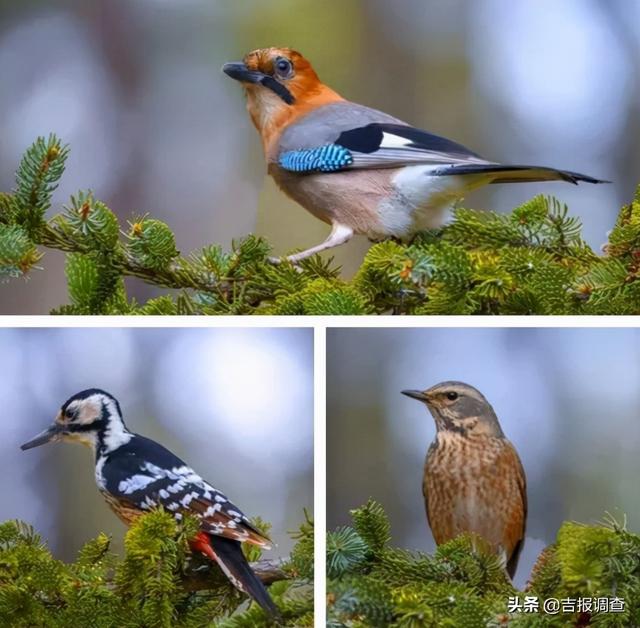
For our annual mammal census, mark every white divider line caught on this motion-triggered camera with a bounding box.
[314,324,326,627]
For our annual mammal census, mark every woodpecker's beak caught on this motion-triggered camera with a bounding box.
[20,423,64,450]
[222,61,266,84]
[401,389,430,402]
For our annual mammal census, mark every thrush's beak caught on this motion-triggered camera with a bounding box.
[222,61,267,84]
[20,423,64,451]
[401,389,430,402]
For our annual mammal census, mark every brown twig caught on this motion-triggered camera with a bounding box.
[181,556,290,592]
[38,222,234,295]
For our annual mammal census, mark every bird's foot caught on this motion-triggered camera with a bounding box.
[368,235,404,244]
[267,255,304,272]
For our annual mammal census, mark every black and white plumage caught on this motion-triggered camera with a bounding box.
[20,388,280,620]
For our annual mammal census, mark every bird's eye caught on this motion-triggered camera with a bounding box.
[446,392,458,401]
[274,57,293,78]
[65,409,75,420]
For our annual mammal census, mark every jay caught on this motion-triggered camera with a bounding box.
[223,47,606,263]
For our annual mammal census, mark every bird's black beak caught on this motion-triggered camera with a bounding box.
[222,61,266,84]
[20,423,64,451]
[401,389,430,402]
[222,61,295,105]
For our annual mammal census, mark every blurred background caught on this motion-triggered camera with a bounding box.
[0,327,313,560]
[1,0,639,313]
[327,327,640,588]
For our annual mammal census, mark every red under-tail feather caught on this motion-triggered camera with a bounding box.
[190,532,281,621]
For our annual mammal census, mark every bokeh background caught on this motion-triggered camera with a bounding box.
[327,327,640,588]
[1,0,639,313]
[0,327,313,560]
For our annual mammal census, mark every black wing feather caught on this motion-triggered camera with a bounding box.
[432,164,609,185]
[336,123,482,159]
[209,535,281,620]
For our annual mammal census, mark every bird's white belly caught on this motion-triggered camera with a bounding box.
[376,166,486,238]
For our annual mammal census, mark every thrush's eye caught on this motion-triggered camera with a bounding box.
[446,392,458,401]
[274,57,293,78]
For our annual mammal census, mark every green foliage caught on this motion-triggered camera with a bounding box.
[328,501,640,627]
[351,499,391,556]
[0,224,42,280]
[64,191,120,251]
[327,528,369,579]
[287,509,315,581]
[126,216,179,271]
[0,510,313,627]
[63,253,128,315]
[2,136,639,314]
[12,134,69,238]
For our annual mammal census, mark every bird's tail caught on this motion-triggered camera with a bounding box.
[440,163,609,185]
[208,534,282,622]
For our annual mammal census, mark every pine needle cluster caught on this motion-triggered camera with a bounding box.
[0,509,313,627]
[327,500,640,627]
[1,136,639,314]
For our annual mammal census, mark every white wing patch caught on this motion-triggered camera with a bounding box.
[116,462,218,497]
[140,495,157,510]
[118,474,157,494]
[180,491,200,507]
[380,131,413,149]
[204,504,222,517]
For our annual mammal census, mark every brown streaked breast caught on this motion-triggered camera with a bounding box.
[423,433,526,560]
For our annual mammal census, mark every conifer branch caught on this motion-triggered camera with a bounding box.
[181,557,289,592]
[0,510,314,626]
[328,500,640,626]
[2,135,639,315]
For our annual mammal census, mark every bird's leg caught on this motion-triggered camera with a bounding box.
[268,223,353,265]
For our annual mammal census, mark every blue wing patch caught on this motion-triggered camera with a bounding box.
[278,144,353,173]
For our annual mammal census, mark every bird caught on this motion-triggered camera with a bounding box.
[401,381,526,578]
[20,388,281,620]
[223,47,607,264]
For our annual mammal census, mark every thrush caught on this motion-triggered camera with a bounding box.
[402,381,527,578]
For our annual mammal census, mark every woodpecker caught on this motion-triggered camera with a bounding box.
[223,47,607,264]
[20,388,280,620]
